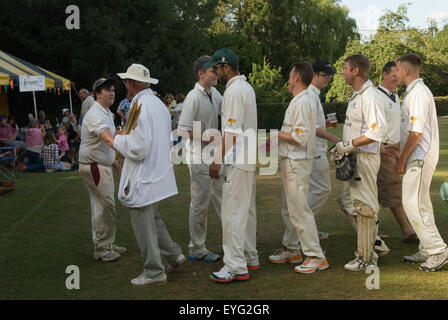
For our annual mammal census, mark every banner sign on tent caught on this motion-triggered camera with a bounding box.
[19,76,46,92]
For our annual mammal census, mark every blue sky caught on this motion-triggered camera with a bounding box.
[339,0,448,37]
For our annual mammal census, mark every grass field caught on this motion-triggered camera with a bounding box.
[1,118,448,300]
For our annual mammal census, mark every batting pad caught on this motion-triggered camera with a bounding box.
[356,203,377,263]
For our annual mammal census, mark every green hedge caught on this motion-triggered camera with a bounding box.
[258,97,448,130]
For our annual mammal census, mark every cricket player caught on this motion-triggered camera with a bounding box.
[395,53,448,271]
[268,61,338,266]
[376,61,417,243]
[104,63,187,286]
[336,54,388,271]
[269,62,329,274]
[207,48,259,283]
[78,78,126,262]
[308,61,340,239]
[178,55,223,263]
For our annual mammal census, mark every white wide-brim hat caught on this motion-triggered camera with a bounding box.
[117,63,159,84]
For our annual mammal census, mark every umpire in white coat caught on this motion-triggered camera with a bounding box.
[104,64,187,286]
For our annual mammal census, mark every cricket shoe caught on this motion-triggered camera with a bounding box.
[210,267,249,283]
[419,248,448,272]
[247,263,260,271]
[294,256,329,274]
[402,252,428,264]
[344,252,378,271]
[131,272,167,286]
[187,251,220,262]
[166,254,188,272]
[94,244,126,260]
[94,244,120,262]
[268,247,303,264]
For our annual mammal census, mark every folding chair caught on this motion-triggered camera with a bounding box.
[0,146,17,180]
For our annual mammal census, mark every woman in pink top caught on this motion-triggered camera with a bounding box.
[19,119,45,172]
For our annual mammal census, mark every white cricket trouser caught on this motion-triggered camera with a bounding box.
[130,202,182,278]
[188,163,222,256]
[281,159,324,258]
[402,160,447,256]
[79,163,116,249]
[221,166,258,274]
[339,153,381,218]
[308,155,331,216]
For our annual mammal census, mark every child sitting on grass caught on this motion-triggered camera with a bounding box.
[41,131,72,172]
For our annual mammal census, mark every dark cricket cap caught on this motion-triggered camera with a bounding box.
[193,56,212,74]
[92,78,116,93]
[204,48,239,69]
[312,61,336,75]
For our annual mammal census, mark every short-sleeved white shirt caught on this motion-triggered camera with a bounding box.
[400,78,439,169]
[308,84,327,156]
[279,89,316,160]
[221,75,257,172]
[377,86,401,145]
[343,80,387,154]
[178,83,222,160]
[79,101,116,166]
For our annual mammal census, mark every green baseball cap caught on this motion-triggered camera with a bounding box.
[204,48,239,69]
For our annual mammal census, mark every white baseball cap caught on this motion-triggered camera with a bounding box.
[117,63,159,84]
[62,108,69,113]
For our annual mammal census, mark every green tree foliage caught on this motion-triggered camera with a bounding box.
[248,57,291,104]
[326,4,448,101]
[209,0,357,77]
[0,0,218,97]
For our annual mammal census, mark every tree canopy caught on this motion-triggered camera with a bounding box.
[326,4,448,101]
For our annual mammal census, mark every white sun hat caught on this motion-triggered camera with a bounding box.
[117,63,159,84]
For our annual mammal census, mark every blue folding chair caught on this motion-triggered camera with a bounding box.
[0,146,17,180]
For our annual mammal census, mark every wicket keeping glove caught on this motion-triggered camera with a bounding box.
[335,140,355,158]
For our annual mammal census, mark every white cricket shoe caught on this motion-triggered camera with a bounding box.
[403,252,428,264]
[131,272,167,286]
[419,249,448,272]
[294,256,329,274]
[268,247,303,264]
[166,254,188,272]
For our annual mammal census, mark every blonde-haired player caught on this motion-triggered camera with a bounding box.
[395,53,448,271]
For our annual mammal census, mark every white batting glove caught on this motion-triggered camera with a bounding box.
[335,140,355,158]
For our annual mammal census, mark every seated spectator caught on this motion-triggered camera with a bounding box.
[19,119,45,172]
[38,110,52,130]
[7,115,18,131]
[0,115,25,154]
[0,180,14,195]
[41,131,72,172]
[62,116,80,163]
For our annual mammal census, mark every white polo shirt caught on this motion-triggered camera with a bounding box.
[400,78,439,170]
[308,84,327,156]
[178,82,222,161]
[343,80,387,154]
[377,85,401,145]
[221,75,258,172]
[79,101,116,166]
[279,89,316,160]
